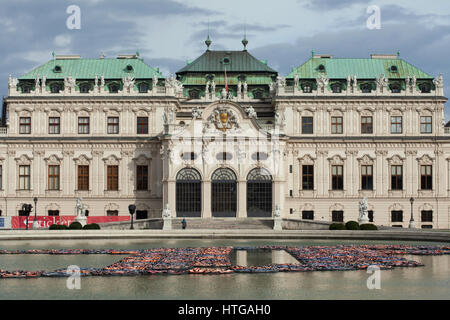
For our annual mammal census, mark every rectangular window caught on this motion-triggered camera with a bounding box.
[48,117,60,134]
[302,210,314,220]
[107,165,119,191]
[361,116,373,134]
[77,165,89,191]
[107,117,119,134]
[302,117,313,134]
[332,210,344,222]
[48,165,60,190]
[420,116,432,133]
[391,116,402,134]
[19,117,31,134]
[361,165,373,190]
[331,116,343,134]
[107,210,118,216]
[420,165,432,190]
[302,165,314,190]
[136,165,148,191]
[136,210,148,220]
[78,117,90,134]
[331,165,343,190]
[19,165,30,190]
[368,210,374,223]
[0,165,2,190]
[391,210,403,222]
[48,210,60,216]
[421,210,433,222]
[137,117,149,134]
[391,165,403,190]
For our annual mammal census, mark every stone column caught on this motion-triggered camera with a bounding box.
[7,150,16,198]
[32,150,44,195]
[62,150,73,195]
[237,179,247,218]
[92,151,103,196]
[202,180,211,218]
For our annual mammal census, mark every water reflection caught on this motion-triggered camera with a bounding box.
[0,239,449,300]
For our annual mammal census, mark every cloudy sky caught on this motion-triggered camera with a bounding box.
[1,0,450,118]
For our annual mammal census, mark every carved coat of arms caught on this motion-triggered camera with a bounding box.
[207,107,239,133]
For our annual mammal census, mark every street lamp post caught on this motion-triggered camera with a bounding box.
[409,197,416,229]
[22,203,32,230]
[32,197,39,229]
[128,204,136,230]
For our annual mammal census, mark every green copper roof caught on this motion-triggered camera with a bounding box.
[179,74,274,85]
[287,57,433,79]
[19,58,164,80]
[176,50,277,74]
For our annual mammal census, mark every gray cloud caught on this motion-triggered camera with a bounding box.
[298,0,372,10]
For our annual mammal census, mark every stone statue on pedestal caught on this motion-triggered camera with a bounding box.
[358,197,370,224]
[162,203,172,230]
[75,197,87,226]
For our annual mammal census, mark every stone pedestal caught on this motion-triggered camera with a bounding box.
[358,217,369,225]
[273,217,282,231]
[163,216,172,230]
[32,219,40,229]
[408,220,416,229]
[75,215,87,227]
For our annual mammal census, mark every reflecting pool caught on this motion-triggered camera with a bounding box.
[0,239,448,300]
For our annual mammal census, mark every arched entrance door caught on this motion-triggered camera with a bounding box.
[247,168,272,217]
[211,168,237,217]
[176,168,202,217]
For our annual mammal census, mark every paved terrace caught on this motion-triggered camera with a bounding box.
[0,229,449,242]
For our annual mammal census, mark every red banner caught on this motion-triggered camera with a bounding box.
[11,216,130,229]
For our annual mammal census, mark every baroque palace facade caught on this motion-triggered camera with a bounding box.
[1,38,449,228]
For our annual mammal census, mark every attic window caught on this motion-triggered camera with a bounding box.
[21,84,31,93]
[390,66,398,72]
[253,90,263,99]
[139,82,149,93]
[53,66,62,73]
[80,83,90,93]
[125,65,133,72]
[50,83,61,93]
[318,64,325,72]
[222,57,230,65]
[390,84,401,93]
[419,83,431,93]
[109,83,119,93]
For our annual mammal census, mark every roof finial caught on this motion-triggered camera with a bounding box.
[242,19,248,51]
[397,50,400,57]
[312,49,315,58]
[205,20,212,50]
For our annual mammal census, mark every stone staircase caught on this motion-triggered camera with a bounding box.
[170,218,274,230]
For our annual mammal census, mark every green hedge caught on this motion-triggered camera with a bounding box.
[82,223,101,230]
[49,224,69,230]
[360,224,378,230]
[68,221,83,230]
[329,223,346,230]
[345,221,360,230]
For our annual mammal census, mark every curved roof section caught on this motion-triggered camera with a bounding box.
[176,50,277,74]
[287,57,433,79]
[19,58,164,80]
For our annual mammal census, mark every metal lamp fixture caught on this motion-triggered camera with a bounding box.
[128,204,136,230]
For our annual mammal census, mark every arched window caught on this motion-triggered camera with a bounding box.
[176,168,202,217]
[189,89,200,99]
[50,83,61,93]
[331,83,342,93]
[253,90,263,99]
[390,84,401,93]
[139,82,149,93]
[419,83,431,93]
[211,168,237,217]
[302,83,312,93]
[360,83,372,93]
[109,83,119,93]
[247,168,272,217]
[79,83,90,93]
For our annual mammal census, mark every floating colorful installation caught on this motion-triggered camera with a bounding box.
[0,245,448,278]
